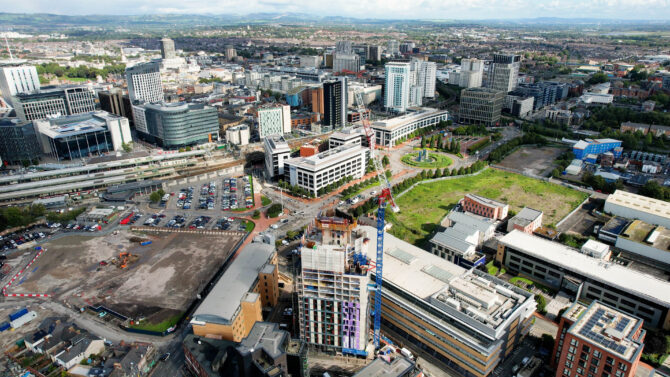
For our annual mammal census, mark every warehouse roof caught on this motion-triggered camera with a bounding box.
[192,242,275,325]
[606,190,670,220]
[499,230,670,306]
[620,220,670,251]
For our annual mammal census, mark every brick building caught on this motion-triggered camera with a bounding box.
[460,194,509,220]
[551,301,645,377]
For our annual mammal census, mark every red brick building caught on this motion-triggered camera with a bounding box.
[460,194,509,220]
[551,301,645,377]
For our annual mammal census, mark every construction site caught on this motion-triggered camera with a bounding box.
[6,228,245,329]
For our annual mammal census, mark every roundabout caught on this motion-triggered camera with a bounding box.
[400,151,453,168]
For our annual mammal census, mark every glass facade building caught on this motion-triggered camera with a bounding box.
[0,119,41,165]
[137,102,219,148]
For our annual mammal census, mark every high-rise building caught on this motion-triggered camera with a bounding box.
[125,62,163,103]
[298,212,370,354]
[488,54,521,93]
[551,301,645,377]
[98,88,133,121]
[459,87,504,126]
[132,102,219,148]
[311,87,324,116]
[224,45,237,61]
[225,125,250,146]
[333,53,360,73]
[0,118,41,165]
[399,42,415,54]
[12,86,96,122]
[335,41,353,54]
[263,135,291,179]
[457,59,484,88]
[257,104,291,138]
[417,60,437,98]
[0,65,40,103]
[160,38,176,60]
[33,111,132,160]
[367,45,382,62]
[387,39,399,55]
[323,77,347,129]
[384,61,411,113]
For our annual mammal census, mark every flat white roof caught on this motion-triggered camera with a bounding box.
[371,108,447,132]
[499,230,670,306]
[285,144,365,172]
[606,190,670,221]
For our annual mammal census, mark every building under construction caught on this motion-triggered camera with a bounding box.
[297,211,371,356]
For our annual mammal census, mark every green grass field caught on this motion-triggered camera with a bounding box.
[401,152,453,168]
[388,169,588,246]
[130,313,181,333]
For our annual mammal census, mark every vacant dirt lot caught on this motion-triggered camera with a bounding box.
[498,146,566,177]
[13,229,243,322]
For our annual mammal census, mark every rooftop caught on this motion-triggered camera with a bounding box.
[510,207,543,227]
[285,143,365,171]
[498,230,670,307]
[621,220,670,252]
[606,190,670,221]
[36,111,122,139]
[330,126,366,141]
[430,226,477,256]
[370,107,447,131]
[567,301,643,362]
[264,135,290,153]
[237,322,287,360]
[352,356,415,377]
[192,242,275,325]
[358,226,534,337]
[465,193,508,209]
[446,211,497,233]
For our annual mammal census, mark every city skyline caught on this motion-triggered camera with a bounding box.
[5,0,670,20]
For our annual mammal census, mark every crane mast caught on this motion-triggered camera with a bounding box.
[354,90,398,349]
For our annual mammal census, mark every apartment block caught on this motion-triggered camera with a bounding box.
[0,64,40,102]
[257,104,291,138]
[298,213,370,355]
[461,194,509,220]
[496,230,670,329]
[457,59,484,88]
[384,62,411,113]
[488,54,521,93]
[551,301,645,377]
[125,61,164,103]
[190,242,278,341]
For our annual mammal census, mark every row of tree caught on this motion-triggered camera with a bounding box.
[420,134,461,154]
[37,62,126,80]
[639,180,670,202]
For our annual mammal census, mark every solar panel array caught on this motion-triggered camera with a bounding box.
[577,308,628,355]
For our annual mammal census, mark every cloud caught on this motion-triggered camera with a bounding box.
[7,0,670,19]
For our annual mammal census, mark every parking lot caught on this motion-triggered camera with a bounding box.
[121,211,247,232]
[165,175,254,212]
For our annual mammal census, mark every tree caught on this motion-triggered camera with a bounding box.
[122,142,133,153]
[149,191,162,203]
[535,294,547,314]
[252,210,260,219]
[267,204,283,218]
[587,72,608,85]
[421,137,427,148]
[381,155,390,167]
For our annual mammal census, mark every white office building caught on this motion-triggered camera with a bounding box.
[0,65,40,103]
[384,62,411,113]
[284,144,367,196]
[125,62,164,103]
[13,86,96,122]
[257,104,291,139]
[457,59,484,88]
[488,54,520,93]
[225,125,250,146]
[263,135,291,179]
[329,127,367,149]
[370,107,448,147]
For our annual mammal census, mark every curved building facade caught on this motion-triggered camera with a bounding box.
[136,102,219,148]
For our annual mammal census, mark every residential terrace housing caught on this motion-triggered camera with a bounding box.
[496,230,670,329]
[551,301,645,377]
[358,226,536,377]
[190,242,278,341]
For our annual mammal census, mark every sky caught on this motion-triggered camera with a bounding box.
[7,0,670,20]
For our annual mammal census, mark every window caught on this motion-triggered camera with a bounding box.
[571,339,579,346]
[582,346,591,353]
[566,361,574,368]
[593,350,601,359]
[564,369,572,376]
[606,357,614,366]
[618,363,627,371]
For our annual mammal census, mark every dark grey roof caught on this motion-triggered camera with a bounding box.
[237,322,287,360]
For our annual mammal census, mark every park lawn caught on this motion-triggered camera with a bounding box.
[261,196,272,206]
[388,168,588,246]
[130,313,181,332]
[243,220,255,232]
